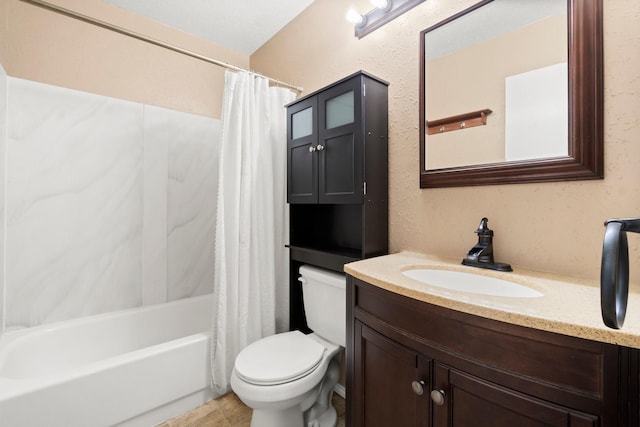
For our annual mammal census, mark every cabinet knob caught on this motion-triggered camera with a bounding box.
[308,146,316,153]
[317,144,325,151]
[430,389,446,406]
[411,380,425,396]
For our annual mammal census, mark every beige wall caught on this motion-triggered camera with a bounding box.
[1,0,249,118]
[0,0,7,67]
[252,0,640,284]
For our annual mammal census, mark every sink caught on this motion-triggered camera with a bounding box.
[402,268,543,298]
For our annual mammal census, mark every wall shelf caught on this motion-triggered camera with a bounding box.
[426,108,492,135]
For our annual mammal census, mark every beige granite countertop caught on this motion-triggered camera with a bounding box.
[344,251,640,349]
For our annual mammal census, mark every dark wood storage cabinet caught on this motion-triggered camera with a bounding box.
[287,71,388,331]
[346,276,640,427]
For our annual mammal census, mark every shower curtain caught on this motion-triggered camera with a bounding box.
[210,70,296,394]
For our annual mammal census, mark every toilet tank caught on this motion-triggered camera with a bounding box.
[299,265,346,347]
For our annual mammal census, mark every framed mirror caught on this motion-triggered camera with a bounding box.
[419,0,603,188]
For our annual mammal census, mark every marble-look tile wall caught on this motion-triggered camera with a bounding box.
[165,111,219,301]
[0,66,7,334]
[144,106,220,303]
[2,78,219,332]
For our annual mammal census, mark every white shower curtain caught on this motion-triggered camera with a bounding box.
[210,70,296,394]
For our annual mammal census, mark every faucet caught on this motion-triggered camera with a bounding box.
[462,218,512,272]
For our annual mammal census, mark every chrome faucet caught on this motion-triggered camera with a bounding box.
[462,218,512,272]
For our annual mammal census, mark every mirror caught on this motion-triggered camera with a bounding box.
[419,0,603,188]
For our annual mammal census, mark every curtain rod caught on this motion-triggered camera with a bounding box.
[18,0,303,93]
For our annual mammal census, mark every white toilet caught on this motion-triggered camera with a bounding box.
[230,265,346,427]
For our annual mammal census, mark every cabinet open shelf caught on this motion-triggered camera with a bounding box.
[287,244,362,272]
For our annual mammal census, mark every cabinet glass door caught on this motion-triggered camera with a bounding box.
[292,106,313,139]
[326,91,354,129]
[288,98,318,203]
[318,80,363,204]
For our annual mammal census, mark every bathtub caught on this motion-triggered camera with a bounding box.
[0,294,215,427]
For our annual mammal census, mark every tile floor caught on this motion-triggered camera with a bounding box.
[159,391,346,427]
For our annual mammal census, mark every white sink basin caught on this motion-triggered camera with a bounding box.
[402,268,543,298]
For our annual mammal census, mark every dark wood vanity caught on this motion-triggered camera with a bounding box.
[346,276,640,426]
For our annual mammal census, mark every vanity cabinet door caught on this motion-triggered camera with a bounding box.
[353,321,430,427]
[431,362,598,427]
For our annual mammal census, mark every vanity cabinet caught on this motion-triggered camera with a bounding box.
[346,276,637,427]
[355,321,430,427]
[287,72,388,330]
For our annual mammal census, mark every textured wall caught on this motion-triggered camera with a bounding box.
[251,0,640,283]
[0,0,7,66]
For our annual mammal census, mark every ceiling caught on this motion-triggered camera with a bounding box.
[100,0,316,55]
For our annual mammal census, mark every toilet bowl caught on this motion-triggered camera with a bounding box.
[230,331,341,427]
[230,265,346,427]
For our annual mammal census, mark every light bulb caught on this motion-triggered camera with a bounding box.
[346,9,365,26]
[370,0,390,9]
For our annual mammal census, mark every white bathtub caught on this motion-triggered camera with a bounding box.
[0,294,215,427]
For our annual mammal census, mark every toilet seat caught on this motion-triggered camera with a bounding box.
[234,331,326,386]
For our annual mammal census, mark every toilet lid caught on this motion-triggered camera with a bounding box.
[234,331,325,386]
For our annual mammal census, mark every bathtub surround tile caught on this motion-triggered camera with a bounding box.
[5,78,143,327]
[0,66,6,336]
[1,77,220,330]
[167,113,220,300]
[142,105,170,305]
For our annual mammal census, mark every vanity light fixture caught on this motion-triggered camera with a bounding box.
[370,0,392,12]
[346,9,366,27]
[349,0,425,39]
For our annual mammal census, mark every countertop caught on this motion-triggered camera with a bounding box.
[344,251,640,349]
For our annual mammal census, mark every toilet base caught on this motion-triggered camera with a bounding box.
[307,405,337,427]
[249,394,338,427]
[304,355,340,427]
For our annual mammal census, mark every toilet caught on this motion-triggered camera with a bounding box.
[230,265,346,427]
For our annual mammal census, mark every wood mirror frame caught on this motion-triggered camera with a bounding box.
[419,0,603,188]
